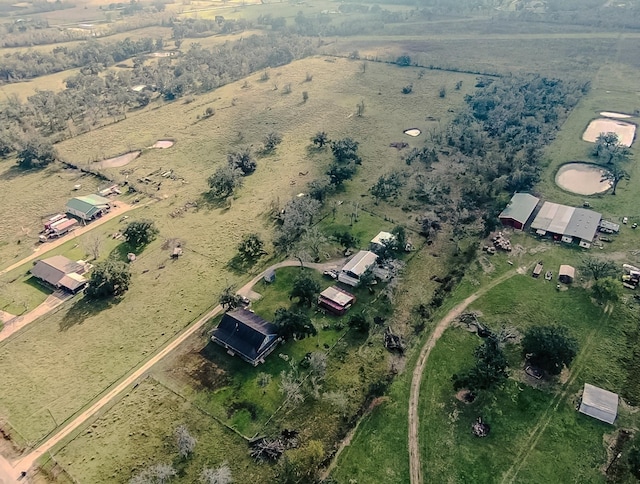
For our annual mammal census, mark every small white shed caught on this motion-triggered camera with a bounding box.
[579,383,618,424]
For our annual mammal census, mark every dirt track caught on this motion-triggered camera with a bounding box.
[0,202,134,276]
[408,269,520,484]
[0,258,344,482]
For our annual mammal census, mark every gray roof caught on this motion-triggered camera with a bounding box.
[579,383,618,424]
[531,202,601,242]
[499,193,540,224]
[30,255,86,290]
[341,250,378,277]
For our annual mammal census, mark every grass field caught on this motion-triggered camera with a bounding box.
[48,377,272,484]
[0,56,468,450]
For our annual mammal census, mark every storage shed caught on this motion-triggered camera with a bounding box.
[579,383,618,424]
[318,286,356,315]
[499,193,540,230]
[66,194,111,222]
[370,231,395,252]
[530,202,601,248]
[558,265,575,283]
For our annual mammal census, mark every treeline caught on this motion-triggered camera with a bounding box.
[0,37,159,82]
[446,75,589,226]
[170,17,251,39]
[0,34,314,151]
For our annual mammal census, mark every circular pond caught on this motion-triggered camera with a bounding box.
[555,163,611,195]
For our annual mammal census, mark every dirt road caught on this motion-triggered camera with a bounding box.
[0,291,71,343]
[6,258,344,480]
[0,202,134,276]
[408,269,521,484]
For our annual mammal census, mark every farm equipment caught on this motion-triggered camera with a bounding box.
[39,217,78,242]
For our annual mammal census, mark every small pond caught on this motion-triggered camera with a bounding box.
[600,111,632,119]
[583,118,636,147]
[404,128,421,137]
[555,162,611,195]
[152,140,174,149]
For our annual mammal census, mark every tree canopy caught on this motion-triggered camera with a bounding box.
[85,259,131,299]
[124,220,159,248]
[452,335,508,394]
[218,286,243,310]
[581,257,617,281]
[237,233,267,262]
[273,308,316,340]
[227,147,256,175]
[592,277,622,303]
[521,325,578,376]
[208,165,243,199]
[289,271,320,307]
[16,136,56,169]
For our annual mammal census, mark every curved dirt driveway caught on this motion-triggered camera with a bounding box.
[0,259,344,482]
[408,268,520,484]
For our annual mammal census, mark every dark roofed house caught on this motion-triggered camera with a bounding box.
[212,308,280,366]
[499,193,540,230]
[30,255,88,293]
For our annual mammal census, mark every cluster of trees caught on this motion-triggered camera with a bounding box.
[444,75,587,227]
[453,324,578,395]
[171,17,250,39]
[129,424,232,484]
[0,35,313,153]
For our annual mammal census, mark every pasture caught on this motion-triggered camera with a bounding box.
[0,56,467,452]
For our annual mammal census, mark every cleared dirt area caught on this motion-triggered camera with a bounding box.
[582,118,636,146]
[555,162,611,195]
[600,111,632,118]
[92,151,141,169]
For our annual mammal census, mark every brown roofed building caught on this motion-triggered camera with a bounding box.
[30,255,88,293]
[318,286,356,316]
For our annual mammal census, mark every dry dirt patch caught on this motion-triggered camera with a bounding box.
[582,118,636,147]
[555,162,611,195]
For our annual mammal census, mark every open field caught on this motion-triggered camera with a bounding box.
[0,56,469,452]
[47,377,271,484]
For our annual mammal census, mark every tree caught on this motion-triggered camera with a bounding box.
[396,55,411,66]
[592,132,631,164]
[273,308,316,340]
[370,172,404,203]
[330,138,360,164]
[279,369,305,404]
[85,259,131,299]
[302,91,308,103]
[629,446,640,479]
[581,257,617,281]
[175,425,197,459]
[312,131,329,148]
[348,313,369,333]
[237,233,266,262]
[452,336,508,393]
[356,99,365,117]
[84,233,103,260]
[129,463,176,484]
[124,220,159,249]
[392,225,407,252]
[200,464,233,484]
[307,176,333,202]
[219,286,243,310]
[262,132,282,153]
[521,326,578,376]
[289,271,320,306]
[601,164,629,195]
[227,147,256,175]
[208,166,243,199]
[592,277,622,304]
[333,231,358,252]
[16,136,57,169]
[326,162,357,186]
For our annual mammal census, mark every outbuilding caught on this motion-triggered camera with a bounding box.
[338,250,378,287]
[370,231,395,252]
[558,265,575,284]
[318,286,356,315]
[579,383,618,424]
[66,194,111,222]
[212,308,280,366]
[530,202,601,248]
[30,255,89,293]
[499,193,540,230]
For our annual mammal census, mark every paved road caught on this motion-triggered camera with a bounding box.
[0,202,134,276]
[407,268,521,484]
[2,258,345,481]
